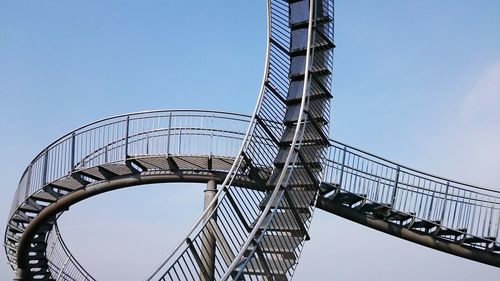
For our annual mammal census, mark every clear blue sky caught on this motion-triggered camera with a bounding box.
[1,0,500,280]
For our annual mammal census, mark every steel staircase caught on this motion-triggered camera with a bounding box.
[145,1,334,280]
[316,140,500,267]
[5,111,500,280]
[5,0,500,280]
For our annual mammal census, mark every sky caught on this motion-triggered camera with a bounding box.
[1,0,500,280]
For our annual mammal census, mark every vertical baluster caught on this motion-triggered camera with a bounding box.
[179,127,182,154]
[390,166,400,207]
[166,112,172,155]
[25,164,33,198]
[124,116,130,159]
[70,132,76,172]
[42,149,49,185]
[337,146,347,194]
[440,181,450,227]
[210,114,214,156]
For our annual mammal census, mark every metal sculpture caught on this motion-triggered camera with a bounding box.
[4,1,500,280]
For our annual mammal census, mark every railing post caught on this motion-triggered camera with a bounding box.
[104,145,109,163]
[210,114,214,156]
[70,132,76,172]
[495,204,500,242]
[42,149,49,185]
[337,146,347,193]
[390,166,401,207]
[124,116,130,158]
[56,256,71,280]
[166,112,172,155]
[440,181,450,226]
[178,128,182,154]
[25,164,33,198]
[47,235,58,259]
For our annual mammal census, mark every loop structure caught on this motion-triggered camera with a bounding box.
[4,1,500,280]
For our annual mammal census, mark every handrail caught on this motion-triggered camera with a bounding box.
[330,139,500,194]
[8,110,500,234]
[9,109,253,219]
[6,109,500,279]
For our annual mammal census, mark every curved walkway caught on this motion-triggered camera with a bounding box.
[5,110,500,280]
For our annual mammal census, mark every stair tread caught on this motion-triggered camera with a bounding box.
[18,202,43,213]
[358,202,391,214]
[462,236,496,244]
[409,220,441,231]
[319,182,339,195]
[31,191,58,203]
[255,210,310,233]
[99,163,136,176]
[236,255,295,276]
[435,227,467,237]
[259,190,316,210]
[329,192,365,206]
[259,234,302,254]
[51,177,87,191]
[268,167,320,187]
[386,211,414,223]
[11,212,31,224]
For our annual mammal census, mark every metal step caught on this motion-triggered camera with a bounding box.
[50,177,87,192]
[274,145,323,168]
[5,241,17,252]
[169,156,211,171]
[386,211,415,224]
[99,163,136,176]
[279,124,328,145]
[30,242,47,252]
[8,223,25,234]
[31,191,58,203]
[18,201,43,213]
[434,227,467,238]
[6,233,19,244]
[286,78,332,105]
[283,100,328,125]
[256,210,310,234]
[235,255,294,280]
[27,258,48,268]
[259,234,302,255]
[358,202,392,219]
[268,167,319,188]
[408,220,441,232]
[319,182,339,195]
[290,27,334,57]
[11,212,31,224]
[259,190,316,211]
[462,236,496,245]
[289,64,332,82]
[488,243,500,252]
[329,192,365,207]
[28,251,46,260]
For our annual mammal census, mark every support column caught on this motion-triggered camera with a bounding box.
[201,179,217,281]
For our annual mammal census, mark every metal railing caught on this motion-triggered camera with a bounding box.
[5,110,252,279]
[147,0,335,280]
[9,110,250,219]
[323,140,500,247]
[6,109,500,280]
[45,223,95,281]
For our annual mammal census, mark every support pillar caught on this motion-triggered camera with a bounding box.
[201,179,217,281]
